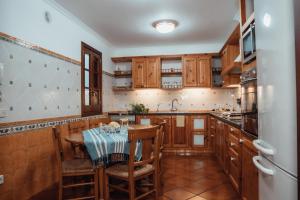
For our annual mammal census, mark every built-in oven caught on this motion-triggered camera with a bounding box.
[242,21,256,64]
[241,68,258,136]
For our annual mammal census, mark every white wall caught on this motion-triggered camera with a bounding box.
[0,0,114,73]
[0,0,116,122]
[112,42,223,57]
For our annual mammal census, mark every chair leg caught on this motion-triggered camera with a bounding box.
[129,179,135,200]
[94,170,99,200]
[104,174,110,200]
[153,172,159,200]
[58,177,63,200]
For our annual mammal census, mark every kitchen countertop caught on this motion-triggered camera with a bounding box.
[108,110,242,129]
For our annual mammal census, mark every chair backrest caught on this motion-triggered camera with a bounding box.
[68,121,88,135]
[152,118,167,150]
[89,117,111,128]
[127,125,160,176]
[52,127,63,173]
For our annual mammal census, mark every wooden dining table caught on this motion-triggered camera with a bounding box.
[64,124,155,199]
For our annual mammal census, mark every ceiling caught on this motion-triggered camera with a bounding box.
[53,0,239,47]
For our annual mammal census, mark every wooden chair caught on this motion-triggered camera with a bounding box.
[104,125,161,200]
[68,121,89,158]
[52,127,99,200]
[89,117,111,129]
[152,120,167,195]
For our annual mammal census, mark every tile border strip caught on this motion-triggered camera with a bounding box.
[0,114,109,136]
[0,32,81,65]
[0,32,115,77]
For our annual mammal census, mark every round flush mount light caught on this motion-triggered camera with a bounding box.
[152,20,178,34]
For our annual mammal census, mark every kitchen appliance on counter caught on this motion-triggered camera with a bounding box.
[253,0,298,199]
[241,67,258,137]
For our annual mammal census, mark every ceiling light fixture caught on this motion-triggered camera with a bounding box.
[152,20,178,34]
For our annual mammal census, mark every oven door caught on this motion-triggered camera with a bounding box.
[241,79,258,136]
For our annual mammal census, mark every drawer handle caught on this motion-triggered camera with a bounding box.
[230,157,236,161]
[253,156,275,176]
[239,139,244,144]
[230,128,234,132]
[230,142,235,147]
[253,139,275,155]
[211,135,215,137]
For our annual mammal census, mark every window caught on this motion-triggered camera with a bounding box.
[81,42,102,116]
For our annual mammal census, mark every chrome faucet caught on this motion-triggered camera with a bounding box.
[171,98,179,111]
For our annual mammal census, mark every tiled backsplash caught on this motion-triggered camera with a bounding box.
[112,88,241,112]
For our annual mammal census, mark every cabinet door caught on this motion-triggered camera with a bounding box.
[241,136,258,200]
[171,116,189,147]
[146,57,161,88]
[183,56,198,87]
[197,57,211,87]
[132,58,147,88]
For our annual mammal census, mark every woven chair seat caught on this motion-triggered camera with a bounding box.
[106,164,154,178]
[62,159,94,174]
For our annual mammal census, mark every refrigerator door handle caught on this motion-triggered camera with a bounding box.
[253,139,275,155]
[253,156,275,176]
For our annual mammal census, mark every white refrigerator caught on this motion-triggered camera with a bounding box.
[253,0,298,199]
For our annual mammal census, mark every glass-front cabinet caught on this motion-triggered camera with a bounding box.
[190,115,208,148]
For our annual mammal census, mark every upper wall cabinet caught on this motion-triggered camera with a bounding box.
[183,55,211,87]
[132,57,160,88]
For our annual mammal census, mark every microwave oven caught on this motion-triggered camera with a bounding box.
[242,22,256,64]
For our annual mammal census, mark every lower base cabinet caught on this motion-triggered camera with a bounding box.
[212,117,258,200]
[136,114,212,153]
[241,135,259,200]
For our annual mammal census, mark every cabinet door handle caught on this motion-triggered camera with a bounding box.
[211,135,215,137]
[239,139,244,144]
[230,142,235,147]
[230,128,234,132]
[253,156,275,176]
[230,157,236,161]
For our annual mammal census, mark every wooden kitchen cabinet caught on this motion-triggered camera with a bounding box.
[190,116,208,148]
[132,58,147,88]
[183,56,198,87]
[208,117,216,152]
[171,116,189,148]
[146,57,161,88]
[183,55,212,87]
[132,57,160,88]
[228,126,242,193]
[241,135,258,200]
[221,45,239,72]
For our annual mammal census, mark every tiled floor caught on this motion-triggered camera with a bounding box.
[110,155,240,200]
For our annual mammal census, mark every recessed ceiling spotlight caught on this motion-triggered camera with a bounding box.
[152,20,178,34]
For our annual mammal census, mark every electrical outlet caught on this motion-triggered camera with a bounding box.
[0,175,4,184]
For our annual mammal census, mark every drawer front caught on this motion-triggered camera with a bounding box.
[229,156,241,192]
[228,126,240,137]
[228,133,240,154]
[229,147,240,168]
[210,117,216,128]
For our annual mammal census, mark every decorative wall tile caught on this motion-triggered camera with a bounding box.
[0,39,81,122]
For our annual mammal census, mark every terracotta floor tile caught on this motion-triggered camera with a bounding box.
[199,183,239,200]
[164,188,196,200]
[182,178,224,195]
[189,196,208,200]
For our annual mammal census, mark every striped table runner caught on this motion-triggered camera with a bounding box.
[83,126,142,166]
